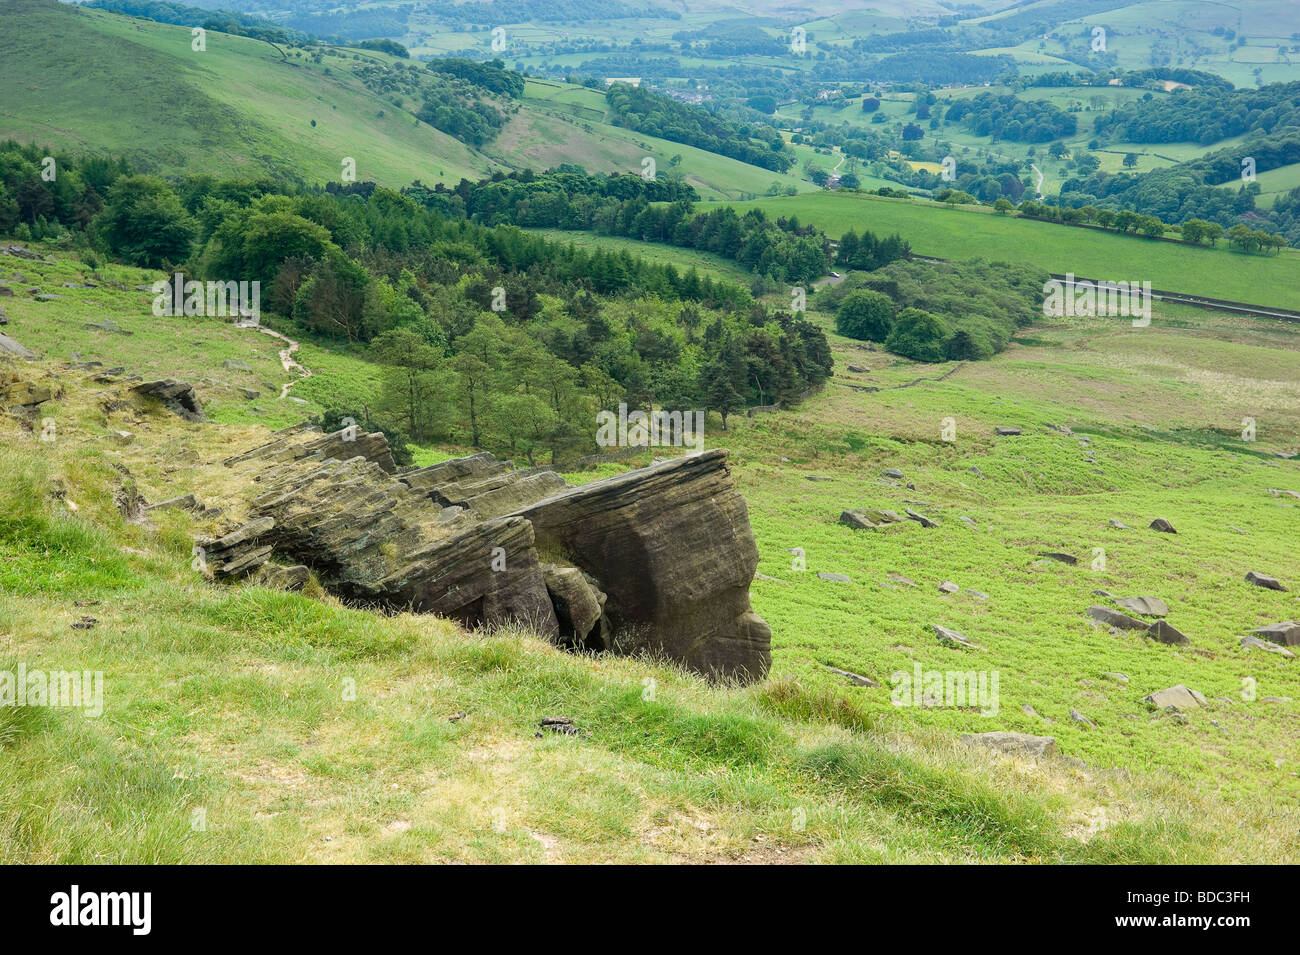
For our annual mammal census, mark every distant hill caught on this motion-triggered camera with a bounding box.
[0,0,808,197]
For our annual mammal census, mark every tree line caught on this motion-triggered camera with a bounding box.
[0,143,832,464]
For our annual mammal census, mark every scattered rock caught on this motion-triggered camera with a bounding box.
[537,716,583,737]
[846,364,868,373]
[938,580,959,594]
[1086,606,1148,631]
[958,515,977,528]
[147,494,204,514]
[883,468,904,480]
[1245,571,1287,592]
[34,293,63,302]
[839,508,906,531]
[1112,595,1168,617]
[817,572,851,583]
[1038,551,1077,566]
[1069,708,1096,728]
[0,332,37,359]
[1146,620,1191,646]
[961,732,1056,758]
[223,360,251,371]
[131,379,205,422]
[1102,672,1129,684]
[904,507,939,528]
[1148,518,1177,534]
[83,320,134,334]
[886,572,917,587]
[1240,634,1295,658]
[965,589,989,600]
[1251,622,1300,647]
[71,616,97,631]
[1143,685,1206,711]
[995,427,1022,436]
[1108,519,1129,529]
[542,563,608,651]
[255,563,310,592]
[238,387,260,400]
[1,373,51,405]
[826,665,879,688]
[448,711,467,723]
[933,624,980,650]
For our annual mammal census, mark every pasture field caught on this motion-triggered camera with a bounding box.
[720,191,1300,309]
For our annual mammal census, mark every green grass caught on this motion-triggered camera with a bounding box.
[500,80,815,200]
[0,0,488,186]
[1253,162,1300,209]
[690,299,1300,809]
[0,248,380,429]
[720,191,1300,309]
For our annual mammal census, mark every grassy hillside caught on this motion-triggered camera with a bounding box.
[493,80,815,199]
[732,298,1300,807]
[3,247,1297,862]
[0,0,804,198]
[0,0,488,185]
[722,191,1300,308]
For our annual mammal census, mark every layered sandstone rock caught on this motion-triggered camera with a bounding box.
[513,449,771,683]
[208,427,771,683]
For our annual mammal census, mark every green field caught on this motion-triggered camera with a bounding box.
[1254,162,1300,209]
[721,191,1300,309]
[522,228,760,284]
[496,80,815,200]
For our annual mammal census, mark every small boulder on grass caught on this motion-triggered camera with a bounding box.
[826,665,879,688]
[1087,606,1147,631]
[1252,622,1299,646]
[933,623,980,649]
[1113,595,1168,617]
[1240,634,1295,658]
[1143,685,1206,711]
[1245,571,1287,592]
[1149,518,1177,533]
[1147,620,1191,646]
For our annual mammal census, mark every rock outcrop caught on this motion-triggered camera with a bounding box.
[204,426,770,683]
[132,379,205,422]
[512,449,770,682]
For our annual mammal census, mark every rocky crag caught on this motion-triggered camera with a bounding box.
[204,423,772,683]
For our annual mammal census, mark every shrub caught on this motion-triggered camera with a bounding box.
[835,289,895,341]
[885,308,948,362]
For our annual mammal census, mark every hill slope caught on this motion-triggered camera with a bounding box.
[0,0,808,197]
